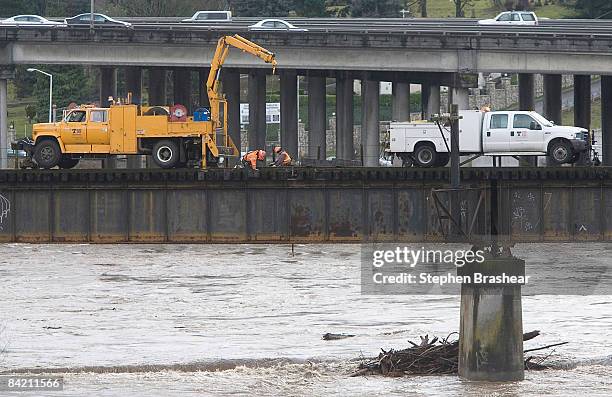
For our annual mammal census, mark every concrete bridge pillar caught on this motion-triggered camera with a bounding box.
[574,75,591,130]
[0,77,8,169]
[601,75,612,166]
[125,67,142,105]
[392,81,410,121]
[519,74,536,165]
[100,67,117,169]
[574,75,592,165]
[336,72,354,161]
[458,257,526,381]
[451,87,470,110]
[198,68,211,109]
[280,70,298,160]
[248,69,266,151]
[222,69,241,154]
[361,76,380,167]
[148,68,167,105]
[518,74,535,111]
[425,85,441,120]
[173,68,192,113]
[307,74,326,160]
[543,74,563,166]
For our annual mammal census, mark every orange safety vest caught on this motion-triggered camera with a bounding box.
[243,150,262,169]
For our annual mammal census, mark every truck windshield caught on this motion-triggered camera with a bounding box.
[529,112,553,127]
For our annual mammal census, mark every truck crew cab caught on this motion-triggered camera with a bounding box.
[388,110,590,167]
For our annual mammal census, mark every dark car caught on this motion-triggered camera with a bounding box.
[64,13,131,27]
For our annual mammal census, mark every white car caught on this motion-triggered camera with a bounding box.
[182,11,232,22]
[248,19,307,32]
[64,13,131,28]
[478,11,538,26]
[0,15,64,27]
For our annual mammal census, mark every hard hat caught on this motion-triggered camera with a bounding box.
[273,146,281,153]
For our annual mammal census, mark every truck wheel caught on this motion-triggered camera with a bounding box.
[152,140,179,168]
[435,153,450,167]
[548,140,573,164]
[34,140,61,169]
[414,144,438,167]
[58,157,80,169]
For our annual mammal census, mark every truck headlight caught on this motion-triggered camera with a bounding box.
[574,132,586,140]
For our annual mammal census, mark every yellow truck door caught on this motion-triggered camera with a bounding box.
[109,105,137,154]
[61,109,88,145]
[86,109,111,148]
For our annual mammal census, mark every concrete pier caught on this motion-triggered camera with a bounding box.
[574,75,592,165]
[361,76,380,167]
[426,85,441,120]
[222,69,241,153]
[148,68,167,105]
[543,74,562,166]
[519,74,536,165]
[173,68,192,112]
[0,71,9,169]
[248,70,266,150]
[518,74,535,111]
[280,70,298,159]
[458,257,526,381]
[602,75,612,166]
[392,81,410,121]
[336,72,354,160]
[125,67,142,105]
[451,87,470,110]
[100,67,117,169]
[307,74,326,160]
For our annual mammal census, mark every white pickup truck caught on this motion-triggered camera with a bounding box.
[388,110,589,167]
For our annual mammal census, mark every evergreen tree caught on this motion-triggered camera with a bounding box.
[229,0,290,17]
[571,0,612,19]
[294,0,328,17]
[350,0,401,17]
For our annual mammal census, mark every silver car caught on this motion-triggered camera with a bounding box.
[248,19,307,32]
[0,15,64,27]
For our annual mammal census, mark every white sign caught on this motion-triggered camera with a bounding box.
[240,103,281,125]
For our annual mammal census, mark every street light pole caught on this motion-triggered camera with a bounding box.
[26,68,53,123]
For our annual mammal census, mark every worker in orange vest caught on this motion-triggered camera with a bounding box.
[242,149,266,170]
[271,146,292,167]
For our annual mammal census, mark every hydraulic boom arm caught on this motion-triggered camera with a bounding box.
[207,35,277,132]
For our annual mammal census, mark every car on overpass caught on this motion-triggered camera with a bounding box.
[478,11,538,26]
[0,15,64,27]
[64,13,132,28]
[182,11,232,22]
[248,19,308,32]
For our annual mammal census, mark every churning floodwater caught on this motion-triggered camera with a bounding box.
[0,243,611,396]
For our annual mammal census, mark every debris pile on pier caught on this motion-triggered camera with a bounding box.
[350,330,566,377]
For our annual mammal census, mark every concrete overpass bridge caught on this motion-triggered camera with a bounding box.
[1,18,612,168]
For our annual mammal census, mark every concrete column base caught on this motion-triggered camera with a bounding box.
[458,257,525,381]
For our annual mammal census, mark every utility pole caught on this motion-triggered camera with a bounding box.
[90,0,94,30]
[450,104,461,237]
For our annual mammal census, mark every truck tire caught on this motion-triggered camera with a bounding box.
[435,153,450,167]
[34,139,61,169]
[548,140,573,164]
[413,143,438,168]
[58,157,80,169]
[152,140,180,168]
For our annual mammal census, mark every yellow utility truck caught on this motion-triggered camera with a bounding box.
[19,35,277,169]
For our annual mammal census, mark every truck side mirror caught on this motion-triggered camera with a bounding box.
[529,121,541,130]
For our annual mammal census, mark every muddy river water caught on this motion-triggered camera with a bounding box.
[1,243,611,396]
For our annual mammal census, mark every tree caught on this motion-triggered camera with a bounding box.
[229,0,290,17]
[294,0,328,17]
[350,0,402,17]
[98,0,228,17]
[571,0,612,19]
[32,66,97,122]
[453,0,474,17]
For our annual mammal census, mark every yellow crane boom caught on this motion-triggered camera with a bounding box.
[206,35,277,157]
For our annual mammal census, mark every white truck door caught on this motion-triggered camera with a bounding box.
[510,113,544,151]
[482,112,510,152]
